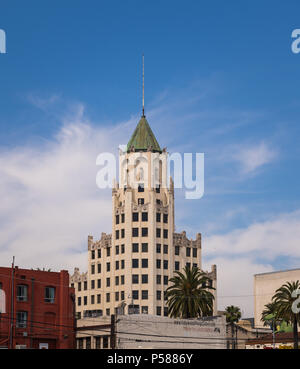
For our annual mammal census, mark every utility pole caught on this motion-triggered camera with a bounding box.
[9,256,15,349]
[110,314,116,349]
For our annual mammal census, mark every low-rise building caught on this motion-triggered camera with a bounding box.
[254,268,300,328]
[0,265,76,349]
[75,314,226,349]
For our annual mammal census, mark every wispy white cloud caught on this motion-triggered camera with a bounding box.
[233,141,277,174]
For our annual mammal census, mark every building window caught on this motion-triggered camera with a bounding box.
[132,290,139,300]
[175,246,180,255]
[186,262,191,269]
[193,263,198,268]
[116,214,119,224]
[78,338,84,349]
[156,228,161,238]
[163,244,168,254]
[141,306,148,314]
[78,297,81,306]
[156,199,161,205]
[156,244,161,253]
[121,244,125,253]
[107,248,111,257]
[116,230,119,240]
[16,311,27,328]
[121,214,125,223]
[156,275,161,284]
[132,259,139,268]
[142,243,148,252]
[138,184,144,192]
[156,186,160,193]
[78,282,82,291]
[115,292,119,302]
[121,260,125,269]
[121,229,125,238]
[97,279,101,288]
[142,212,148,222]
[156,259,161,269]
[142,259,148,268]
[156,307,162,316]
[193,248,197,257]
[95,337,101,349]
[91,295,95,304]
[97,249,101,258]
[84,281,87,290]
[115,276,119,285]
[132,212,139,222]
[186,247,191,257]
[116,260,119,270]
[163,229,168,239]
[121,275,125,285]
[132,274,139,284]
[121,291,125,300]
[164,307,168,317]
[142,290,148,300]
[142,228,148,237]
[103,336,109,348]
[156,213,161,222]
[106,293,110,303]
[16,285,28,302]
[106,278,110,287]
[156,291,161,300]
[84,296,87,305]
[106,262,110,272]
[91,250,95,260]
[138,198,144,205]
[91,264,95,274]
[45,287,55,303]
[132,243,139,252]
[142,274,148,284]
[91,280,95,289]
[164,276,169,285]
[132,228,139,237]
[163,214,168,223]
[175,261,180,271]
[106,309,110,317]
[97,294,101,304]
[97,263,101,273]
[163,260,168,269]
[115,245,119,255]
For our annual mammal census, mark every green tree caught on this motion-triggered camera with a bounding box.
[272,281,300,349]
[166,265,215,319]
[225,305,241,349]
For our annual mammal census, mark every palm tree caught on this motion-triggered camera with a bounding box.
[225,305,241,349]
[166,265,215,319]
[272,281,300,349]
[261,301,281,329]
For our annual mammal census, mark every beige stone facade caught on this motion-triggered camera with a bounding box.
[71,116,217,322]
[254,268,300,328]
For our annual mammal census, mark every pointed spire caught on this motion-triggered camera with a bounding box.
[127,116,161,153]
[142,53,145,117]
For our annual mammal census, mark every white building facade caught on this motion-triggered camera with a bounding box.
[71,114,217,321]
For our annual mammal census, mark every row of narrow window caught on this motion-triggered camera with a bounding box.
[115,212,168,224]
[91,245,198,259]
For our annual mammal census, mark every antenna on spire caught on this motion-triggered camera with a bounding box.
[142,53,145,117]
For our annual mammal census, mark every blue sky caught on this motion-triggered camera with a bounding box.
[1,1,300,317]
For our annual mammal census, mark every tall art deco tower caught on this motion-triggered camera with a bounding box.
[71,111,217,318]
[71,60,217,318]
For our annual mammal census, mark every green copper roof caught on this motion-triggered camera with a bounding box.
[127,116,161,152]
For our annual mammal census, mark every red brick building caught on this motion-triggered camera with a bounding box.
[0,265,76,349]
